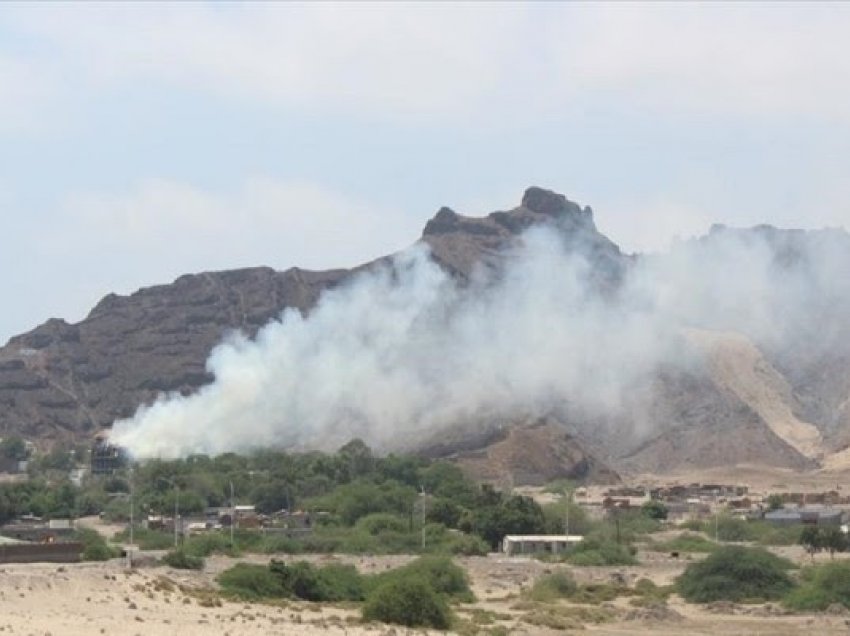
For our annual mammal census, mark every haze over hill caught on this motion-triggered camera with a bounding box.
[1,187,849,482]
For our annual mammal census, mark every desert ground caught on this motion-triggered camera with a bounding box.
[0,546,848,635]
[7,464,850,635]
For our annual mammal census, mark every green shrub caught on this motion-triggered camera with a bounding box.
[113,527,175,550]
[641,500,668,521]
[75,528,119,561]
[258,535,303,554]
[707,515,755,542]
[680,518,704,532]
[162,549,204,570]
[441,532,489,556]
[542,501,594,536]
[566,538,637,566]
[311,563,365,601]
[632,578,674,602]
[677,545,795,603]
[370,556,473,602]
[528,570,577,602]
[269,560,365,602]
[217,559,365,602]
[356,513,408,535]
[363,578,451,629]
[218,563,288,599]
[784,562,850,610]
[183,532,240,557]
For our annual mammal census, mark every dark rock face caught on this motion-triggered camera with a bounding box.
[0,266,346,444]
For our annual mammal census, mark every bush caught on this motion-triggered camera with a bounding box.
[217,559,365,602]
[162,549,204,570]
[441,532,489,556]
[677,545,795,603]
[218,563,287,600]
[113,527,175,550]
[784,562,850,611]
[641,500,668,521]
[566,538,637,566]
[363,578,451,629]
[370,556,473,602]
[356,513,408,536]
[75,528,119,561]
[258,535,303,554]
[528,571,578,602]
[269,560,365,602]
[183,532,239,557]
[708,515,755,542]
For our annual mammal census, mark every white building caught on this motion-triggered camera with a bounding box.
[502,534,583,556]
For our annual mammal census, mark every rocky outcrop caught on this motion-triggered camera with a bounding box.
[0,267,347,444]
[455,419,621,486]
[0,186,848,480]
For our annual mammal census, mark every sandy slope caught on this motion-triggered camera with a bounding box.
[686,329,824,459]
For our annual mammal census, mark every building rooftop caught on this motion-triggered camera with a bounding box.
[503,535,584,542]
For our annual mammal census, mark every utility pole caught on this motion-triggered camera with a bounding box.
[615,508,621,545]
[174,483,180,548]
[420,487,427,551]
[230,480,235,549]
[564,487,571,536]
[128,465,134,567]
[714,492,719,542]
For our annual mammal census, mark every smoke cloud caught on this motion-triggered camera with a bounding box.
[110,219,850,459]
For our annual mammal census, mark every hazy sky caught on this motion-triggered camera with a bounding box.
[1,2,849,343]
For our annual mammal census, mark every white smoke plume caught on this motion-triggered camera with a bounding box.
[109,218,850,459]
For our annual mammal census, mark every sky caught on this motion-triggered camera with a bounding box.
[1,2,849,343]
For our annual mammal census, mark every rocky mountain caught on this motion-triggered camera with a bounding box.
[1,186,849,483]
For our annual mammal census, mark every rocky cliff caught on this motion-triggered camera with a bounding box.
[1,186,849,481]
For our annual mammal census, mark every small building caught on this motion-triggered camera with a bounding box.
[764,508,843,527]
[502,534,583,556]
[0,518,75,543]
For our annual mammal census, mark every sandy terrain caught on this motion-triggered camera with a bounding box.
[0,549,848,635]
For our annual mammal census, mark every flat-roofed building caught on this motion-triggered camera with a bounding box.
[764,508,843,527]
[502,534,583,556]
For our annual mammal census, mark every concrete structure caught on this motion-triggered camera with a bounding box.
[0,519,75,543]
[0,541,82,564]
[502,534,583,556]
[764,508,843,527]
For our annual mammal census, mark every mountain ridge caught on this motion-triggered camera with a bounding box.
[1,186,848,483]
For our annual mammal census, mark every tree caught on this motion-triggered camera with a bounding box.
[0,436,28,461]
[766,494,784,511]
[641,500,669,521]
[801,525,824,562]
[474,494,546,548]
[338,439,374,480]
[820,527,847,559]
[677,545,795,603]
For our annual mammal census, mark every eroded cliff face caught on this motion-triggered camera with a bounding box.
[1,186,849,483]
[0,267,346,443]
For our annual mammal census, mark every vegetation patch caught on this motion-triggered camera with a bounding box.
[527,570,577,602]
[362,578,452,629]
[677,545,795,603]
[74,528,121,561]
[162,549,205,570]
[783,561,850,611]
[565,537,638,566]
